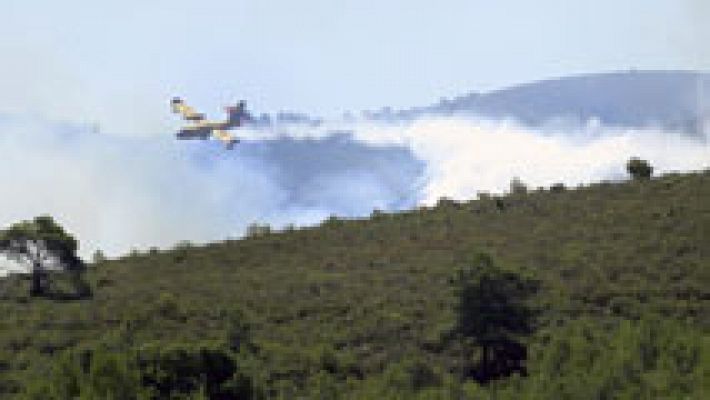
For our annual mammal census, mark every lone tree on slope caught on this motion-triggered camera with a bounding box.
[0,215,86,297]
[626,157,653,180]
[453,252,539,383]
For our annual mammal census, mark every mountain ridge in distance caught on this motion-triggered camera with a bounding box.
[359,70,710,135]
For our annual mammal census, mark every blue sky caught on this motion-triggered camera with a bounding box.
[2,0,708,129]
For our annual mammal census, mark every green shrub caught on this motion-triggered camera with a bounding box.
[550,182,566,192]
[156,292,182,320]
[627,157,653,180]
[22,347,146,400]
[510,177,528,195]
[138,342,252,398]
[452,252,539,383]
[24,342,256,399]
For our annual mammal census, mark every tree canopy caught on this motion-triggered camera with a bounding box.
[453,252,539,383]
[626,157,653,180]
[0,215,83,296]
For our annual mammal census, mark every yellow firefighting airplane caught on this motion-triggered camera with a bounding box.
[171,97,251,149]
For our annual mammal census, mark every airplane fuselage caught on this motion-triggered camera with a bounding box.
[176,119,241,140]
[172,97,248,148]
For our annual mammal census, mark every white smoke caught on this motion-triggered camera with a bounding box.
[253,118,710,204]
[0,116,284,262]
[1,114,709,276]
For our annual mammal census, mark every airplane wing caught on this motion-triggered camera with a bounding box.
[171,98,205,121]
[213,129,239,149]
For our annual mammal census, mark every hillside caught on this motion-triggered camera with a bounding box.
[0,169,709,398]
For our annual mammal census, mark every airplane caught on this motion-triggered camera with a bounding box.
[171,97,251,149]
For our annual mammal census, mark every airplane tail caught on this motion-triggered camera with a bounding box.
[226,101,250,125]
[170,97,183,113]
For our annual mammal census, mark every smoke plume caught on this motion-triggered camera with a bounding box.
[0,113,708,276]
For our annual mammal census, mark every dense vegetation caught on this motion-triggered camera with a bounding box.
[0,168,708,398]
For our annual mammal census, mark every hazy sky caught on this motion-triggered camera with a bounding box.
[2,0,709,128]
[1,1,709,264]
